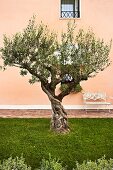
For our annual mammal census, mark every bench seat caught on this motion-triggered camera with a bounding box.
[83,92,111,112]
[85,102,111,105]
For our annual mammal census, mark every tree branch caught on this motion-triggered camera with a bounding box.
[44,65,61,90]
[23,63,48,84]
[56,81,78,101]
[41,82,60,103]
[12,64,22,68]
[12,62,48,84]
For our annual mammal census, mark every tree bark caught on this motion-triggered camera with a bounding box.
[50,97,70,133]
[41,83,70,133]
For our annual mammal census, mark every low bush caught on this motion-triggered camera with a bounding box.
[0,155,31,170]
[1,155,113,170]
[75,156,113,170]
[36,154,66,170]
[38,155,113,170]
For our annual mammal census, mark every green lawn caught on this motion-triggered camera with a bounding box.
[0,118,113,169]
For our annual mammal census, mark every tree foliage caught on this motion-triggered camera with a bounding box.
[0,17,111,101]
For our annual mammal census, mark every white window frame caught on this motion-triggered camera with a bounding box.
[60,0,81,19]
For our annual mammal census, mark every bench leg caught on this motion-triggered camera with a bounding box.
[107,105,111,113]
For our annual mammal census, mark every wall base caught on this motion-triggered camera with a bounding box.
[0,105,113,109]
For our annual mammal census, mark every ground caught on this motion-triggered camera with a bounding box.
[0,109,113,118]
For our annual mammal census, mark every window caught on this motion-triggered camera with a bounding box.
[61,0,80,18]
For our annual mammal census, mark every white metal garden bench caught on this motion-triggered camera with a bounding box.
[83,92,111,113]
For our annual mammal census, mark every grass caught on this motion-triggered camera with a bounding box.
[0,118,113,169]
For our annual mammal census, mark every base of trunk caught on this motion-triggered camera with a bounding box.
[50,99,70,133]
[51,117,70,133]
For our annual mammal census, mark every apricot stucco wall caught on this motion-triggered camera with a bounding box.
[0,0,113,105]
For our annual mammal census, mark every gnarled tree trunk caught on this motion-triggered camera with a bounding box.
[50,97,70,133]
[41,83,70,133]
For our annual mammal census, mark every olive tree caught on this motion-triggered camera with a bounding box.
[0,17,111,133]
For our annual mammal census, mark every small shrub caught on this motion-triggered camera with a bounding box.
[0,155,31,170]
[60,84,68,92]
[71,84,82,93]
[60,83,82,93]
[75,156,113,170]
[36,154,66,170]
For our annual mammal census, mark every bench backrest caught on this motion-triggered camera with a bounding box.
[83,92,107,101]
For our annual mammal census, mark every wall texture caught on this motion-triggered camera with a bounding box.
[0,0,113,106]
